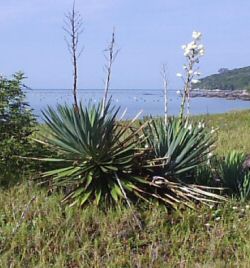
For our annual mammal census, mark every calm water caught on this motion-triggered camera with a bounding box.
[26,89,250,121]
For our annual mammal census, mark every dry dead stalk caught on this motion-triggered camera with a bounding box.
[161,64,168,126]
[64,1,84,111]
[102,28,119,116]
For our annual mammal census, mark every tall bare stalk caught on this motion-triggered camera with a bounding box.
[179,60,194,120]
[64,1,84,112]
[161,64,168,126]
[101,28,119,116]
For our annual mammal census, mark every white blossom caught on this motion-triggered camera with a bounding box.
[187,41,197,49]
[194,71,201,76]
[182,33,205,58]
[183,41,198,57]
[192,31,202,40]
[198,44,204,50]
[198,122,205,129]
[199,49,205,56]
[207,152,213,159]
[191,79,200,84]
[179,31,204,118]
[176,73,183,77]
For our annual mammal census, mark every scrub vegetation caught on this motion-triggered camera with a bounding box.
[1,23,250,267]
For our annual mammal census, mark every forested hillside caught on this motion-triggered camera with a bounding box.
[193,66,250,91]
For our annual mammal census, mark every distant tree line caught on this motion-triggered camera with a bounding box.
[193,66,250,91]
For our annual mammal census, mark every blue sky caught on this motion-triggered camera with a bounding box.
[0,0,250,89]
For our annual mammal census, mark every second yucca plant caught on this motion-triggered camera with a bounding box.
[219,151,250,201]
[143,117,216,178]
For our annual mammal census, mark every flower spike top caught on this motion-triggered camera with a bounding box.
[181,31,205,59]
[192,31,202,40]
[177,31,205,118]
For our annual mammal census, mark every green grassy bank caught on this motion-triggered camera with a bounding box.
[0,109,250,267]
[1,183,250,267]
[195,109,250,155]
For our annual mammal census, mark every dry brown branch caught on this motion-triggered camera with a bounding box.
[102,28,119,116]
[161,64,168,126]
[63,1,84,111]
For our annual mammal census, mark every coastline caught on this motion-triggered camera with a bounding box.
[191,89,250,101]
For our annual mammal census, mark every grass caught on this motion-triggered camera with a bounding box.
[1,183,250,267]
[195,109,250,155]
[0,109,250,267]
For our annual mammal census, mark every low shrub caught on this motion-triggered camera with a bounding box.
[0,72,36,186]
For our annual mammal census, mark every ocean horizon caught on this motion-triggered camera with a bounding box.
[25,88,250,121]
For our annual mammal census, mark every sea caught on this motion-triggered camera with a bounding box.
[25,89,250,121]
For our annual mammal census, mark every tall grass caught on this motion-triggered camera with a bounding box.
[1,182,250,267]
[1,110,250,267]
[195,109,250,155]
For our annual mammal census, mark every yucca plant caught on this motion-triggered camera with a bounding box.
[219,151,250,201]
[219,151,245,194]
[35,104,224,209]
[136,117,225,207]
[36,101,149,207]
[240,173,250,202]
[143,117,216,178]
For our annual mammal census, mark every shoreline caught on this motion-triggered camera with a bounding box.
[191,89,250,101]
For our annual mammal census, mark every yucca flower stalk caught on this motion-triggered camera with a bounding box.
[161,64,168,126]
[177,31,205,119]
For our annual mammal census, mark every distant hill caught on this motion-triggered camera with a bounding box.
[193,66,250,91]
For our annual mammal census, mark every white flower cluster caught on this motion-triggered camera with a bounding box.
[198,121,205,129]
[183,121,193,131]
[192,31,202,40]
[176,31,205,86]
[182,31,205,58]
[177,31,206,118]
